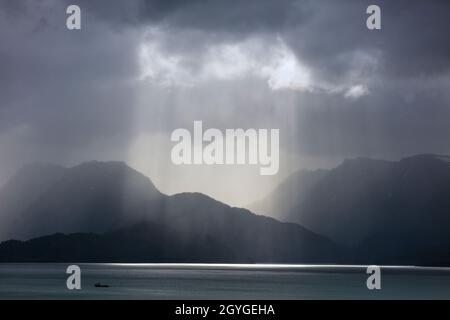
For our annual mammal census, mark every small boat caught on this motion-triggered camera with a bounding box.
[94,282,110,288]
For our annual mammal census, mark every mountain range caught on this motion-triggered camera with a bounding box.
[251,154,450,265]
[2,154,450,265]
[0,161,339,263]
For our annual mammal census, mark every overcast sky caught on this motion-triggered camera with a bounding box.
[1,0,450,206]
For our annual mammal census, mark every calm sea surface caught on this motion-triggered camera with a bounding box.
[1,263,450,299]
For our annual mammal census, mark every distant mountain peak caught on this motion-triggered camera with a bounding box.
[0,160,164,241]
[252,153,450,249]
[400,153,450,164]
[72,160,128,169]
[65,160,160,191]
[339,156,393,168]
[171,192,228,206]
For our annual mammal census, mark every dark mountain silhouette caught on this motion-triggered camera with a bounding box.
[0,222,233,263]
[0,161,163,241]
[251,154,450,264]
[4,155,450,265]
[0,161,340,263]
[0,218,340,263]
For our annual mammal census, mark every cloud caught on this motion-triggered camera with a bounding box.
[345,85,370,99]
[138,31,375,98]
[66,0,450,80]
[138,34,313,91]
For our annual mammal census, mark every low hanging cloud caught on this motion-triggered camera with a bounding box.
[344,85,370,99]
[138,34,313,91]
[138,30,373,98]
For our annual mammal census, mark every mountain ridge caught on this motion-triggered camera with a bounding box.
[0,160,341,263]
[3,154,450,265]
[251,153,450,249]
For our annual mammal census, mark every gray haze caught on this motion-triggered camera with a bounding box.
[1,0,450,206]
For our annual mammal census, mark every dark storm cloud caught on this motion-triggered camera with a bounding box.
[66,0,298,32]
[61,0,450,79]
[282,0,450,81]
